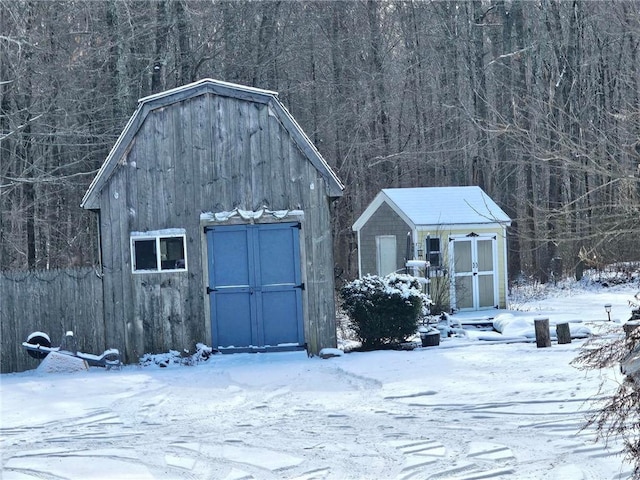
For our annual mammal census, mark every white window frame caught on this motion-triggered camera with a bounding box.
[130,230,188,274]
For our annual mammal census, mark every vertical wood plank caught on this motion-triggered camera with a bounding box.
[0,268,105,373]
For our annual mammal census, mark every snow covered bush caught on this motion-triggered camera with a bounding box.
[139,343,214,367]
[340,274,430,349]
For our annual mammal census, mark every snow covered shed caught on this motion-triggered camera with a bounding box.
[81,79,344,362]
[352,187,511,312]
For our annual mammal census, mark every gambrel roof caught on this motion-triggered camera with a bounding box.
[352,186,511,231]
[81,78,344,210]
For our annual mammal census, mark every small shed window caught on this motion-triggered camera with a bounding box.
[131,232,187,273]
[426,237,441,268]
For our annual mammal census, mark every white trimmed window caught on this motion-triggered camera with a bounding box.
[131,230,187,273]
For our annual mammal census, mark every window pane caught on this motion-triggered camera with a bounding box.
[455,276,474,309]
[160,237,186,270]
[454,240,472,273]
[478,274,495,307]
[427,238,440,267]
[134,239,157,271]
[477,239,493,271]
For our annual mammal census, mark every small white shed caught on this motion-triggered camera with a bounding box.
[352,186,512,312]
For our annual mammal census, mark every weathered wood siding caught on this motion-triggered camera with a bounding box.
[0,268,105,373]
[359,202,412,275]
[97,92,337,361]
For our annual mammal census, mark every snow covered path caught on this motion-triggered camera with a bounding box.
[1,338,632,480]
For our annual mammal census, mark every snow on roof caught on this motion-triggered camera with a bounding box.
[383,186,511,226]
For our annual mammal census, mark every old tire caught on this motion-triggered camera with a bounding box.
[25,331,51,359]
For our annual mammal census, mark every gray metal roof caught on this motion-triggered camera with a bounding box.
[81,78,343,210]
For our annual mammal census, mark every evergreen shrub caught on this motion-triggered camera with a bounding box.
[340,274,430,349]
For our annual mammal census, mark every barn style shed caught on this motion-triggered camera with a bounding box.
[82,79,344,362]
[352,186,511,312]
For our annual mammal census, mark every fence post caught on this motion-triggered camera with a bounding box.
[556,322,571,344]
[534,318,551,348]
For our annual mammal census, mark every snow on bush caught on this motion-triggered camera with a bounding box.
[139,343,214,367]
[340,274,431,349]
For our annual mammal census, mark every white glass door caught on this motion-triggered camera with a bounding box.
[451,235,497,310]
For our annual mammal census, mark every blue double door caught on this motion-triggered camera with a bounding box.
[206,222,304,351]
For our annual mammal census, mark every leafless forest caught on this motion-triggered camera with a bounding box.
[2,0,640,282]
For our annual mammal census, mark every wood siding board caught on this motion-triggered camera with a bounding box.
[307,183,320,352]
[156,107,174,228]
[180,97,203,352]
[210,95,221,210]
[236,99,252,208]
[223,96,237,207]
[260,103,274,208]
[187,95,208,352]
[251,103,268,209]
[288,135,305,210]
[191,95,207,214]
[99,208,116,352]
[267,107,288,208]
[100,188,119,354]
[126,150,139,234]
[173,99,188,220]
[109,167,138,362]
[150,112,166,227]
[0,268,105,373]
[136,121,151,229]
[122,200,139,362]
[199,94,215,209]
[310,170,337,351]
[211,95,229,211]
[308,164,321,354]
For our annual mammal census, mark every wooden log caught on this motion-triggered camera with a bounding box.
[534,318,551,348]
[556,322,571,344]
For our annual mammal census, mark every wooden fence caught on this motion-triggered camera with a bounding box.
[1,267,105,373]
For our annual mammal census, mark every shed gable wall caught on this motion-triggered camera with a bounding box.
[98,92,337,360]
[359,202,412,275]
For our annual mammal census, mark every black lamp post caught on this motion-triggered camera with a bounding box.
[605,304,612,322]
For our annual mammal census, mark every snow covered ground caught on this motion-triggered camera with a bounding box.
[2,280,638,479]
